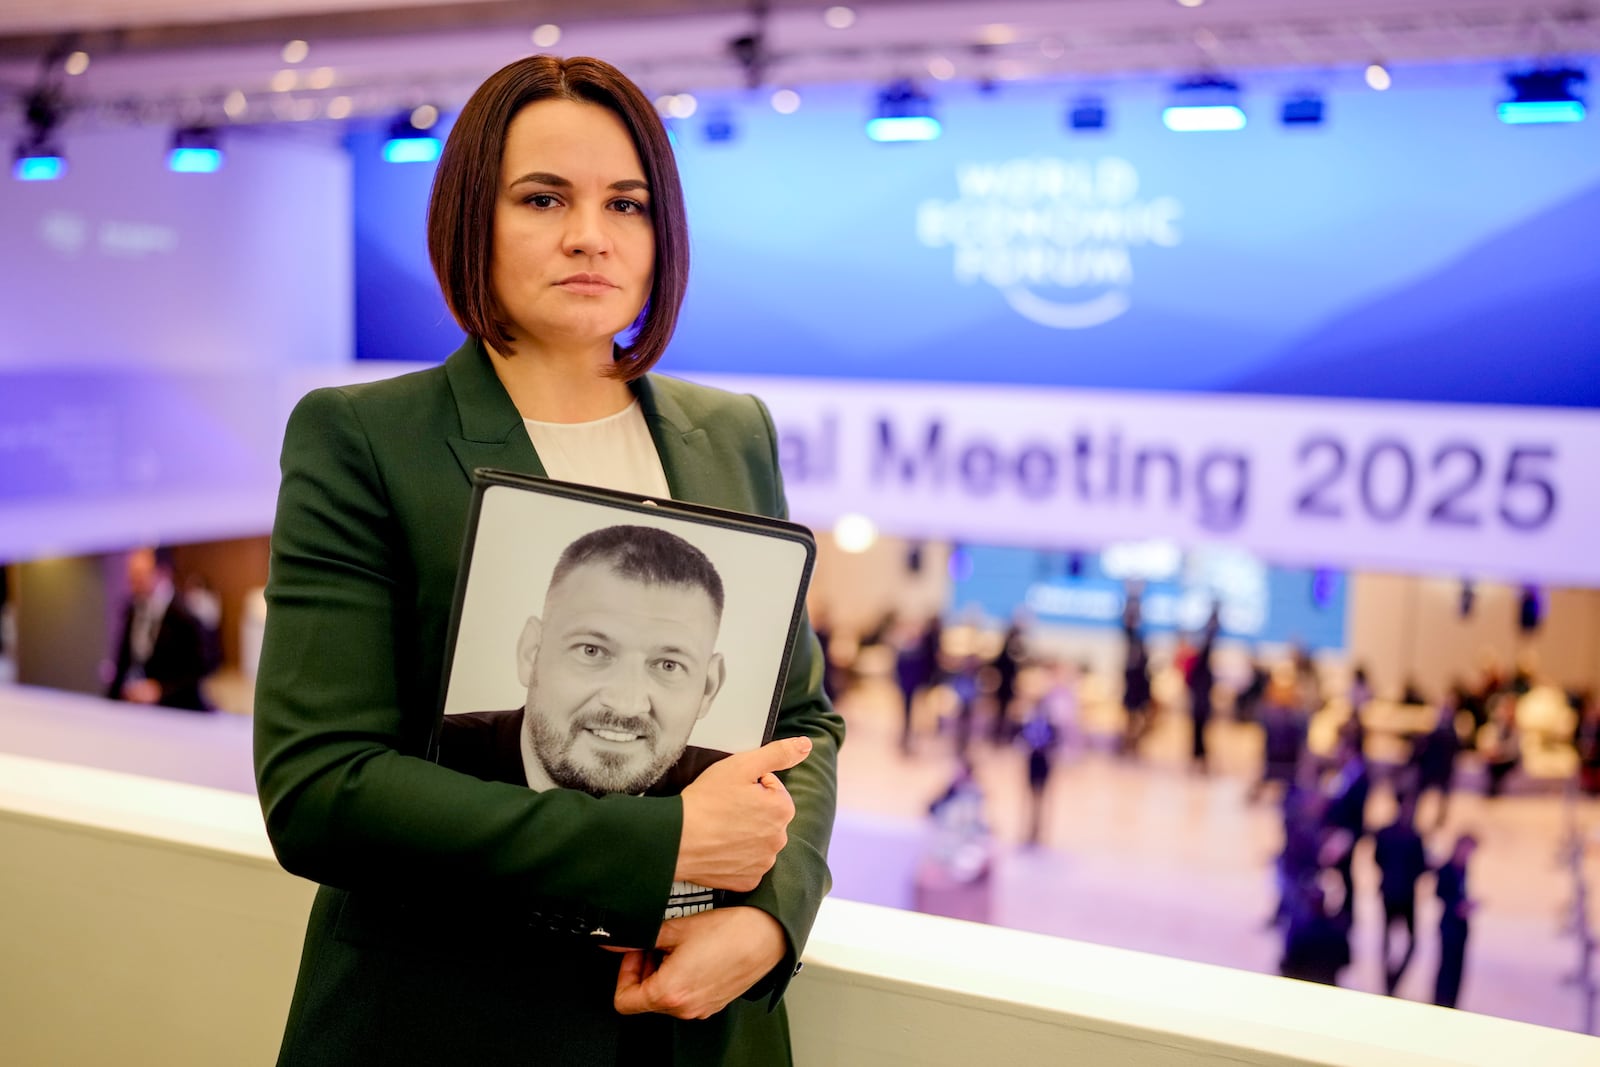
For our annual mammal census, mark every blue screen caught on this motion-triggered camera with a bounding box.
[352,69,1600,409]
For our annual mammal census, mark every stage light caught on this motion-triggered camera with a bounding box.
[866,79,940,142]
[1162,76,1246,131]
[531,24,561,48]
[382,109,442,163]
[1067,96,1107,131]
[703,109,736,143]
[770,88,801,114]
[14,148,65,181]
[1499,67,1586,124]
[14,89,66,181]
[282,40,309,65]
[1365,63,1392,91]
[168,127,223,172]
[64,51,90,76]
[823,6,855,30]
[1280,91,1325,126]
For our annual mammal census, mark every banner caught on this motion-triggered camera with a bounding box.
[693,374,1600,587]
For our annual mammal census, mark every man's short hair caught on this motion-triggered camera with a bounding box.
[550,526,724,620]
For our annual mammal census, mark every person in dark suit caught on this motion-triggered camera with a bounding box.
[1186,605,1221,774]
[1373,788,1429,994]
[1412,697,1463,828]
[253,55,842,1067]
[106,546,214,712]
[439,525,732,798]
[1321,727,1370,922]
[1434,833,1480,1008]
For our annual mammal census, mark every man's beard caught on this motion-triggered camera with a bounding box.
[526,700,681,798]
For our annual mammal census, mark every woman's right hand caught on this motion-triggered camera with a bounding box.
[674,736,812,892]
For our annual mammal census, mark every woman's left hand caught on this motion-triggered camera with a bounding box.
[612,906,786,1020]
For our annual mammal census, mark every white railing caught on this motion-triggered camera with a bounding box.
[2,751,1598,1066]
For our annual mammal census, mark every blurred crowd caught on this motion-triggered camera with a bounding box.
[813,592,1600,1010]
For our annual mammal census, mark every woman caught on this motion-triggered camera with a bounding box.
[253,55,843,1066]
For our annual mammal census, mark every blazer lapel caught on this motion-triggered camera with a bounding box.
[633,374,725,506]
[442,339,548,483]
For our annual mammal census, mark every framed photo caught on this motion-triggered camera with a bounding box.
[434,469,815,809]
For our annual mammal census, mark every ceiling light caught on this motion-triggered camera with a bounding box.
[1280,91,1325,126]
[770,89,801,114]
[281,40,309,65]
[223,90,248,120]
[1365,63,1392,91]
[1498,67,1586,124]
[833,514,878,554]
[532,24,562,48]
[13,90,66,181]
[1067,96,1107,131]
[64,51,90,76]
[306,67,336,90]
[866,79,940,142]
[271,70,298,93]
[1162,76,1246,131]
[977,24,1017,46]
[928,56,956,81]
[823,6,856,30]
[703,108,736,143]
[383,111,442,163]
[168,127,223,173]
[326,96,353,121]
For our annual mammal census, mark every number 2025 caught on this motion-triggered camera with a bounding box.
[1294,436,1557,531]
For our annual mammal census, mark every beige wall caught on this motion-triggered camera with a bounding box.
[1348,575,1600,703]
[808,534,950,638]
[12,555,113,695]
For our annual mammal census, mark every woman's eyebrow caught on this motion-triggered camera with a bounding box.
[509,171,650,194]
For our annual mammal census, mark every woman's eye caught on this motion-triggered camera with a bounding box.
[527,193,559,208]
[612,198,648,216]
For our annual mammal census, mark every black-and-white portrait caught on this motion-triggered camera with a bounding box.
[439,479,811,803]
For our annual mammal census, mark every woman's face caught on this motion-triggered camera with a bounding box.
[490,98,655,354]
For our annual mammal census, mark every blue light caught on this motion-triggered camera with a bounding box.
[865,116,942,142]
[382,136,442,163]
[1497,99,1586,124]
[168,146,223,173]
[1162,104,1247,132]
[13,154,65,181]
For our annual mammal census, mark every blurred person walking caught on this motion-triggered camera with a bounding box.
[1413,696,1463,828]
[1119,588,1153,757]
[1279,885,1351,988]
[895,616,943,754]
[1322,727,1370,922]
[1433,833,1480,1009]
[1480,694,1521,798]
[1249,674,1309,804]
[1373,788,1429,994]
[1576,692,1600,797]
[1185,606,1221,774]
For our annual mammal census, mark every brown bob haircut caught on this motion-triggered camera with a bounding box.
[427,55,688,380]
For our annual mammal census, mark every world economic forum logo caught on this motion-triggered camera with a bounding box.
[915,157,1182,329]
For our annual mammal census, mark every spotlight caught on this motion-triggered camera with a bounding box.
[703,108,737,143]
[14,89,66,181]
[1162,75,1246,132]
[168,127,223,172]
[1067,96,1107,131]
[382,109,442,163]
[1280,91,1325,126]
[1499,67,1586,124]
[866,79,940,142]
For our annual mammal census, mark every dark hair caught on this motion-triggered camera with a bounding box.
[427,54,688,380]
[550,525,724,620]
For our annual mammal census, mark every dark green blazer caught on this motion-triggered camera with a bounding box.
[253,340,843,1066]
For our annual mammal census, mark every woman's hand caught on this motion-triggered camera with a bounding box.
[674,737,811,891]
[613,907,787,1019]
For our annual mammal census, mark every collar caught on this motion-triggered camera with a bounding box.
[443,338,718,503]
